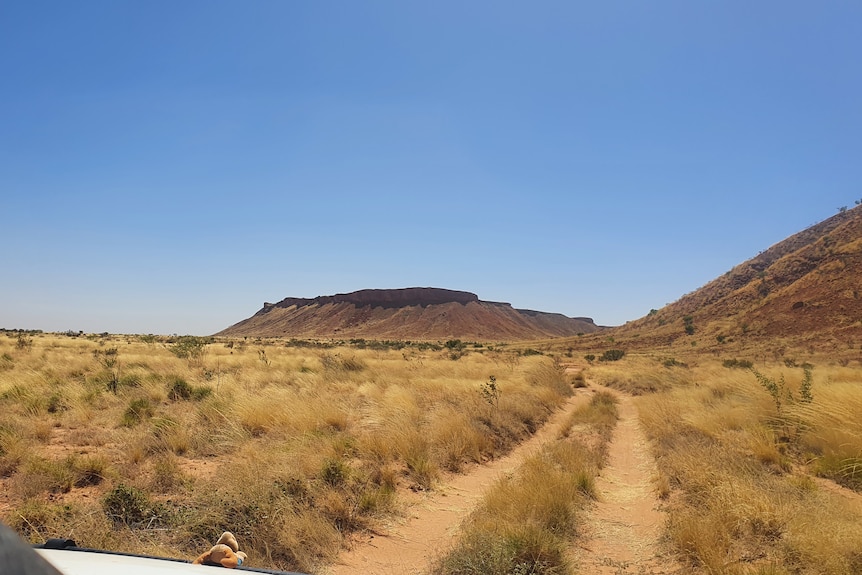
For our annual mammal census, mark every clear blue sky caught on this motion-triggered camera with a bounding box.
[2,2,860,335]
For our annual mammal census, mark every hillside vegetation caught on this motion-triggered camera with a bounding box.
[567,205,862,357]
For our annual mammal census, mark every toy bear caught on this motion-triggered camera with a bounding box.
[193,531,247,568]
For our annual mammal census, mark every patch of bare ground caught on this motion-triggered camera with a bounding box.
[574,385,682,575]
[809,474,862,510]
[329,388,595,575]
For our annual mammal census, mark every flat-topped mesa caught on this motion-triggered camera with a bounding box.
[516,308,596,324]
[263,287,480,313]
[220,287,601,339]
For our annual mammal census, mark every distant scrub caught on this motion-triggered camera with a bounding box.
[166,376,212,401]
[722,358,753,369]
[683,315,695,335]
[319,353,366,372]
[599,349,625,362]
[170,336,211,361]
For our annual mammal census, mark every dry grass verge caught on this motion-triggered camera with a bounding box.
[636,361,862,574]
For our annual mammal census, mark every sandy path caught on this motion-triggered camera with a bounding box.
[329,388,594,575]
[574,386,681,575]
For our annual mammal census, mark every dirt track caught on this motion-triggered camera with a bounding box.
[329,380,680,575]
[573,386,681,574]
[329,389,594,575]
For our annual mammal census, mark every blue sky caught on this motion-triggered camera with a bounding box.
[2,1,860,335]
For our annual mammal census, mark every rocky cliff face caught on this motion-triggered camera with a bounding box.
[218,288,600,340]
[263,288,480,312]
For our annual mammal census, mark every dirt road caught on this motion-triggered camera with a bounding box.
[330,379,680,575]
[574,386,681,574]
[329,389,594,575]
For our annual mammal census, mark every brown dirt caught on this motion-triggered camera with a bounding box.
[328,388,595,575]
[573,385,682,575]
[809,475,862,511]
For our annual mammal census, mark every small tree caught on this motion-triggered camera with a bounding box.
[751,368,787,415]
[683,315,695,335]
[16,334,32,351]
[799,366,814,403]
[750,366,814,416]
[480,375,500,408]
[94,347,120,393]
[171,336,209,365]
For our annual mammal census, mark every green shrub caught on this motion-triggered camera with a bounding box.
[445,339,465,351]
[102,484,162,526]
[170,336,209,361]
[164,376,211,401]
[122,398,154,427]
[167,377,193,400]
[682,315,695,335]
[750,366,814,416]
[599,349,625,362]
[799,366,813,403]
[723,358,753,369]
[480,376,500,407]
[16,334,33,351]
[321,459,349,487]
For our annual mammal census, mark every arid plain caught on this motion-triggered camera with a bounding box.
[3,208,862,575]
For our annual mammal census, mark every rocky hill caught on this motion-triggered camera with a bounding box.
[217,287,601,340]
[593,205,862,353]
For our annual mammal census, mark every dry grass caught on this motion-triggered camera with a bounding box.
[9,331,861,574]
[0,331,570,573]
[633,359,862,574]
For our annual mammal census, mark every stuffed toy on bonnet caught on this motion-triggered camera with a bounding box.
[193,531,247,568]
